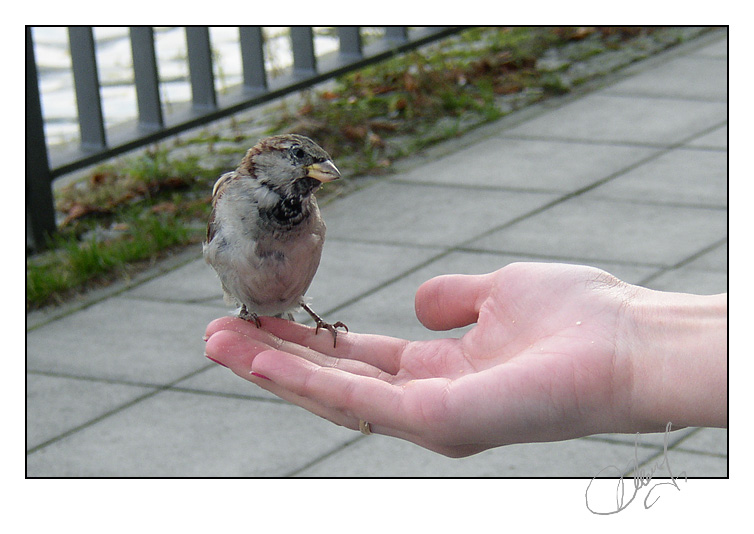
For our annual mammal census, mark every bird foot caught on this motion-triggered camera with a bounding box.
[314,320,349,348]
[238,305,262,328]
[301,303,348,348]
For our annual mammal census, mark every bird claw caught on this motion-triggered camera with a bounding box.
[238,306,262,328]
[314,320,349,348]
[300,303,347,348]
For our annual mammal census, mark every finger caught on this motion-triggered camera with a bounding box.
[259,317,409,375]
[251,349,408,434]
[204,332,353,420]
[414,273,494,331]
[204,329,275,375]
[205,319,398,382]
[204,315,245,341]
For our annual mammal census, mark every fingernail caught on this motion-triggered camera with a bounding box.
[251,372,271,381]
[203,334,209,342]
[205,354,228,368]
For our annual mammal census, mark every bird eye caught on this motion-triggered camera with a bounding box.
[291,147,307,160]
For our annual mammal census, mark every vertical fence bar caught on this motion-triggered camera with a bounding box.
[27,27,57,250]
[385,27,409,43]
[239,27,267,93]
[337,27,363,59]
[68,26,107,151]
[185,27,217,111]
[290,27,316,77]
[130,27,164,131]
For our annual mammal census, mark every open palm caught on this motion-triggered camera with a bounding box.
[204,262,637,457]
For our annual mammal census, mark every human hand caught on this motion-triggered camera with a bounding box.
[204,262,726,457]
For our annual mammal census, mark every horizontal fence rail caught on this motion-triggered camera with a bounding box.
[26,26,461,251]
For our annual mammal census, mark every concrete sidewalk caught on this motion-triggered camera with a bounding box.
[26,29,728,477]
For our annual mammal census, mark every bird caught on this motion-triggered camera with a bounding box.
[203,134,347,347]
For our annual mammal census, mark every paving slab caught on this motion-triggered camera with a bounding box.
[26,374,157,450]
[603,55,727,100]
[26,390,357,477]
[322,181,558,247]
[504,94,726,146]
[585,148,727,207]
[395,136,660,191]
[294,433,664,478]
[27,298,220,383]
[468,197,726,266]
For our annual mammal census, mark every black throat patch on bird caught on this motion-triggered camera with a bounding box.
[261,177,320,227]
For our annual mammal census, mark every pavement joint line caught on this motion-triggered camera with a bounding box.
[582,434,670,450]
[624,428,726,478]
[496,132,726,151]
[26,364,217,455]
[26,367,287,404]
[385,177,565,195]
[447,117,729,249]
[26,246,204,332]
[638,237,728,288]
[319,248,456,318]
[283,435,367,477]
[599,91,727,104]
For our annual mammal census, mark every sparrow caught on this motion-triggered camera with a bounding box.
[203,134,347,346]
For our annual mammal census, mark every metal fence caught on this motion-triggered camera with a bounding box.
[26,26,461,251]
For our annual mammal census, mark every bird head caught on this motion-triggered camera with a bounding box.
[239,134,341,200]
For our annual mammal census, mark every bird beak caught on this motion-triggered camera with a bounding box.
[305,160,341,182]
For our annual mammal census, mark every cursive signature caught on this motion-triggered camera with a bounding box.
[585,422,687,515]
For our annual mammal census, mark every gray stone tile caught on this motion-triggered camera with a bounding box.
[604,56,727,101]
[505,94,727,146]
[127,256,222,303]
[683,240,727,271]
[172,364,282,401]
[397,136,659,191]
[26,390,357,477]
[644,266,727,294]
[295,434,657,477]
[296,240,443,318]
[630,448,727,478]
[26,374,156,450]
[587,148,727,207]
[685,124,727,149]
[676,428,728,457]
[26,298,220,384]
[588,427,695,446]
[693,36,728,59]
[469,197,727,266]
[322,181,558,247]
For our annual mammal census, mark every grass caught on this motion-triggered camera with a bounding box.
[26,26,711,310]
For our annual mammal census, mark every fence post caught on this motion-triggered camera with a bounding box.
[239,27,267,93]
[68,27,107,151]
[337,27,363,60]
[130,27,164,131]
[185,27,217,111]
[290,27,316,77]
[26,27,57,251]
[385,27,409,43]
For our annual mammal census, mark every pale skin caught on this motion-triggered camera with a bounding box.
[204,262,727,458]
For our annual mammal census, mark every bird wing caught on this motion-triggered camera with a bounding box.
[206,171,239,243]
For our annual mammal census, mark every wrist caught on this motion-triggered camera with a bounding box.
[621,288,727,431]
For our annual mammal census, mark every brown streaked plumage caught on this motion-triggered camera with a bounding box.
[203,134,347,346]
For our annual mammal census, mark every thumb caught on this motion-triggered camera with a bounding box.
[415,273,494,331]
